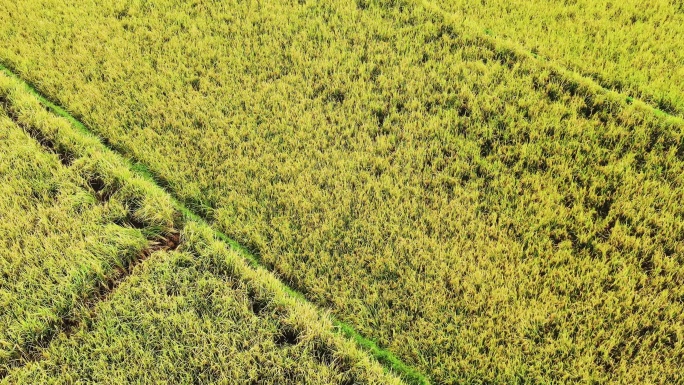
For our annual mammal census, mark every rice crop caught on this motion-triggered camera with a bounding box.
[0,78,176,374]
[3,222,401,384]
[424,0,684,116]
[0,0,682,383]
[0,71,402,384]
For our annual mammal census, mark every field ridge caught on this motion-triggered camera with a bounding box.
[417,0,684,123]
[0,63,430,385]
[2,1,682,381]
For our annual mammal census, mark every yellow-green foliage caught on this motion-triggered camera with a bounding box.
[0,0,683,383]
[0,107,147,373]
[0,72,178,374]
[424,0,684,115]
[0,117,125,371]
[0,70,402,384]
[4,222,401,384]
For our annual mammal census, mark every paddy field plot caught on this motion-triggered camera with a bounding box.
[0,72,401,384]
[0,0,683,383]
[425,0,684,116]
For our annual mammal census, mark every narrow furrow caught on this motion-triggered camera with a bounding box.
[0,91,182,378]
[12,233,181,374]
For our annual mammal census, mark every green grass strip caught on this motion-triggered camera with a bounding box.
[0,62,431,385]
[335,322,429,385]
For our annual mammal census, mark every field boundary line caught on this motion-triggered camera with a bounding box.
[0,63,431,385]
[417,0,684,125]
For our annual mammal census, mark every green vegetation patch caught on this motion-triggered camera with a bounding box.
[424,0,684,116]
[4,222,401,384]
[0,0,683,383]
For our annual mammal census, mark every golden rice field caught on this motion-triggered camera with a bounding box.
[424,0,684,116]
[0,72,400,384]
[1,0,683,384]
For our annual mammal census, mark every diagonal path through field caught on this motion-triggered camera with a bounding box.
[0,82,178,377]
[0,65,426,384]
[0,0,683,383]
